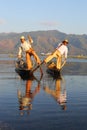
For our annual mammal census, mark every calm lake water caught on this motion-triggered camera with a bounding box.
[0,54,87,130]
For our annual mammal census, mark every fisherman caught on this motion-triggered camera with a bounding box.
[43,39,69,70]
[18,35,41,70]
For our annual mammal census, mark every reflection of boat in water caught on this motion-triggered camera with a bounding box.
[15,58,35,80]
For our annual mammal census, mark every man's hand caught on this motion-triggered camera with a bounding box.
[17,55,21,59]
[37,59,41,65]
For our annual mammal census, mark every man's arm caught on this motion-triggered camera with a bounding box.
[17,47,22,58]
[28,35,33,44]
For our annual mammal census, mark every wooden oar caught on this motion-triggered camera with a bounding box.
[39,65,43,75]
[32,59,66,73]
[31,61,44,73]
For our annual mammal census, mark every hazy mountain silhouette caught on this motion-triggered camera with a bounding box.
[0,30,87,55]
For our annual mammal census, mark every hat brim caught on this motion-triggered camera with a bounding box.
[62,40,68,43]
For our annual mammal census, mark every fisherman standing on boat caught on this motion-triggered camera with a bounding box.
[43,39,69,70]
[18,35,41,70]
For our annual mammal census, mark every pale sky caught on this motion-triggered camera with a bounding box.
[0,0,87,34]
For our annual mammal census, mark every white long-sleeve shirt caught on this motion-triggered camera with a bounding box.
[18,40,32,56]
[56,43,68,58]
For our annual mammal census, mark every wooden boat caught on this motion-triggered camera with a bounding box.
[15,59,34,80]
[46,62,61,79]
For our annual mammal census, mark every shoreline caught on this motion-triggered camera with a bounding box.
[0,59,87,75]
[61,61,87,75]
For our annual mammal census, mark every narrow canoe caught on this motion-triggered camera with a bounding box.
[15,59,34,80]
[46,62,61,79]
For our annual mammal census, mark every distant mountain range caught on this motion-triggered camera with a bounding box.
[0,30,87,55]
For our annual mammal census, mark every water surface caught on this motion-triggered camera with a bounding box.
[0,56,87,130]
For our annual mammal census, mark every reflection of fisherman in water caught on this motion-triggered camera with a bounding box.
[56,79,67,110]
[17,79,40,115]
[43,77,67,110]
